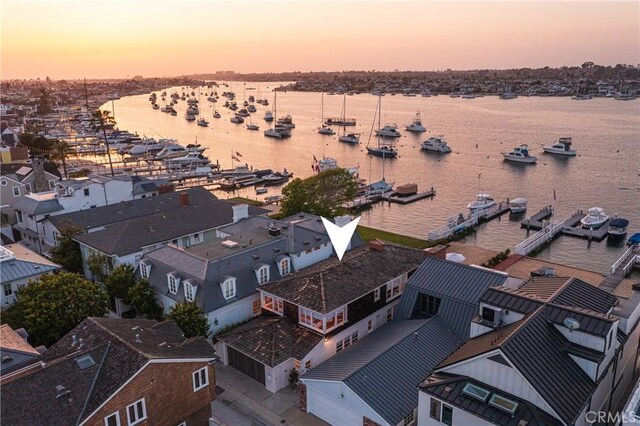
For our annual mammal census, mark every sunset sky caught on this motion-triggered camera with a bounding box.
[1,0,638,79]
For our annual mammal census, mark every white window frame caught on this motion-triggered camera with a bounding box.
[140,262,150,279]
[192,232,202,245]
[252,298,261,316]
[222,278,236,299]
[12,186,20,197]
[193,366,209,391]
[168,274,179,294]
[386,277,404,301]
[104,412,121,426]
[84,188,90,196]
[126,398,147,426]
[262,293,283,315]
[16,210,23,223]
[373,287,381,301]
[299,306,324,332]
[25,183,32,193]
[279,257,291,276]
[323,306,346,333]
[257,265,270,285]
[49,179,56,190]
[184,281,197,302]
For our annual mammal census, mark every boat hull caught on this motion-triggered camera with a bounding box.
[543,148,576,156]
[502,154,537,164]
[366,147,397,158]
[580,218,608,229]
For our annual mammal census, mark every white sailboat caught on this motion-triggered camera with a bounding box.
[318,92,335,135]
[264,90,290,139]
[366,95,398,158]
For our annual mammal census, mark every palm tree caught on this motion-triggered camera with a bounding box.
[91,109,115,177]
[50,140,71,179]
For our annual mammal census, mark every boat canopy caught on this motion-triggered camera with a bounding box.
[610,218,629,228]
[510,198,527,205]
[628,233,640,245]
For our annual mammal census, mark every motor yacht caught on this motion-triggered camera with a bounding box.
[246,123,260,130]
[213,111,221,118]
[318,125,335,135]
[543,137,576,156]
[129,138,176,156]
[420,136,451,153]
[339,133,360,144]
[405,112,427,133]
[264,127,291,139]
[317,157,338,173]
[197,118,209,127]
[500,92,517,100]
[375,125,401,138]
[468,193,496,211]
[264,111,274,122]
[580,207,609,229]
[163,152,211,169]
[185,113,196,121]
[276,115,295,129]
[509,198,528,214]
[256,187,268,194]
[502,145,537,164]
[237,109,250,117]
[571,94,593,100]
[230,115,244,124]
[247,104,257,113]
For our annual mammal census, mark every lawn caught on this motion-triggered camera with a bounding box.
[356,225,431,249]
[228,196,265,207]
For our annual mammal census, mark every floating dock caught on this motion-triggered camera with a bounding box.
[477,201,511,223]
[381,188,436,205]
[521,208,609,241]
[427,200,511,241]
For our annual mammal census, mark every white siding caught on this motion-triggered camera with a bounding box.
[291,243,333,270]
[207,293,260,335]
[265,359,294,393]
[569,354,598,380]
[554,325,605,352]
[439,352,561,421]
[303,380,387,426]
[417,394,493,426]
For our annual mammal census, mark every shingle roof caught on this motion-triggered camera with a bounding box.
[0,325,40,356]
[13,196,63,215]
[48,186,217,230]
[260,243,427,314]
[217,316,322,367]
[74,200,268,256]
[1,317,216,425]
[419,373,563,426]
[302,318,460,425]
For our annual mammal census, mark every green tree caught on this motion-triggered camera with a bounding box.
[90,109,115,177]
[37,88,52,114]
[50,223,84,274]
[49,139,72,179]
[87,252,112,282]
[280,168,357,217]
[128,279,163,320]
[104,264,136,303]
[15,272,109,347]
[167,301,210,338]
[18,132,53,156]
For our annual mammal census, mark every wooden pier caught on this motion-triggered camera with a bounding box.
[381,188,436,205]
[521,208,609,242]
[426,200,511,241]
[477,201,511,223]
[599,245,639,292]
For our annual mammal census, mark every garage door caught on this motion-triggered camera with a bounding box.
[227,346,266,385]
[308,388,362,426]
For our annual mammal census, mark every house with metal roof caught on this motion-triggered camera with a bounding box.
[74,197,269,280]
[216,240,428,394]
[418,276,640,426]
[1,317,217,425]
[0,243,60,307]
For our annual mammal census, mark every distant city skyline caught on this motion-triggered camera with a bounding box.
[1,1,638,80]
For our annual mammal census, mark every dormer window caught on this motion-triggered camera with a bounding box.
[221,277,236,300]
[255,265,270,285]
[386,277,404,301]
[278,256,291,276]
[140,261,151,279]
[184,280,197,302]
[167,273,180,294]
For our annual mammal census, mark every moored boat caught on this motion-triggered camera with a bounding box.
[580,207,609,229]
[502,145,537,164]
[543,137,576,156]
[509,198,528,213]
[608,218,629,236]
[468,193,496,211]
[420,135,451,153]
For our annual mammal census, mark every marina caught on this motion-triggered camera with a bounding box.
[521,208,611,241]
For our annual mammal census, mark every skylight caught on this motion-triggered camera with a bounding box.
[489,394,519,415]
[462,383,491,402]
[75,355,96,370]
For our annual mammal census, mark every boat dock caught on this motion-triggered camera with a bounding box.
[427,200,511,241]
[381,188,436,205]
[521,208,609,241]
[599,245,639,292]
[477,201,511,223]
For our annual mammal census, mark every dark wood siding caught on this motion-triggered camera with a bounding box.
[283,300,298,322]
[227,346,266,385]
[346,286,388,327]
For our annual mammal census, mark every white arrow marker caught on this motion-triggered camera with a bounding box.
[321,216,361,261]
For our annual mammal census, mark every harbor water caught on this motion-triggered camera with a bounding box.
[104,84,640,273]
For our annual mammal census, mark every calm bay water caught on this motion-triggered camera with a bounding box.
[105,83,640,273]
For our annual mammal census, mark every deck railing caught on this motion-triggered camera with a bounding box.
[514,220,564,256]
[611,245,638,275]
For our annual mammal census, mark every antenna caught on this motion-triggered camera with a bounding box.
[563,317,580,332]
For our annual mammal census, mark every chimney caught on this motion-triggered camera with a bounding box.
[232,204,249,223]
[369,239,385,251]
[31,156,48,193]
[179,192,189,207]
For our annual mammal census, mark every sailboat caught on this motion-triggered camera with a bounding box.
[246,115,259,130]
[325,93,356,126]
[366,95,398,158]
[318,92,335,135]
[365,157,394,198]
[264,90,291,139]
[196,88,209,126]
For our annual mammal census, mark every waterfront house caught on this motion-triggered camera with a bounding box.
[0,317,217,425]
[418,276,640,426]
[0,325,43,376]
[299,256,507,425]
[0,243,60,308]
[139,214,351,340]
[75,196,268,280]
[217,240,428,393]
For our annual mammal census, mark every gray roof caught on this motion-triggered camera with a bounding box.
[260,243,427,314]
[302,318,460,425]
[74,199,268,256]
[420,373,562,426]
[0,258,60,282]
[48,187,217,230]
[13,196,63,215]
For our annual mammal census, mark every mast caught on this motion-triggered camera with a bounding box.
[83,78,89,108]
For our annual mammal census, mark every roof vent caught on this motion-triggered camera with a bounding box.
[1,355,13,363]
[303,241,310,245]
[135,333,142,343]
[314,236,321,241]
[222,240,239,249]
[71,335,77,347]
[55,385,71,398]
[251,255,259,260]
